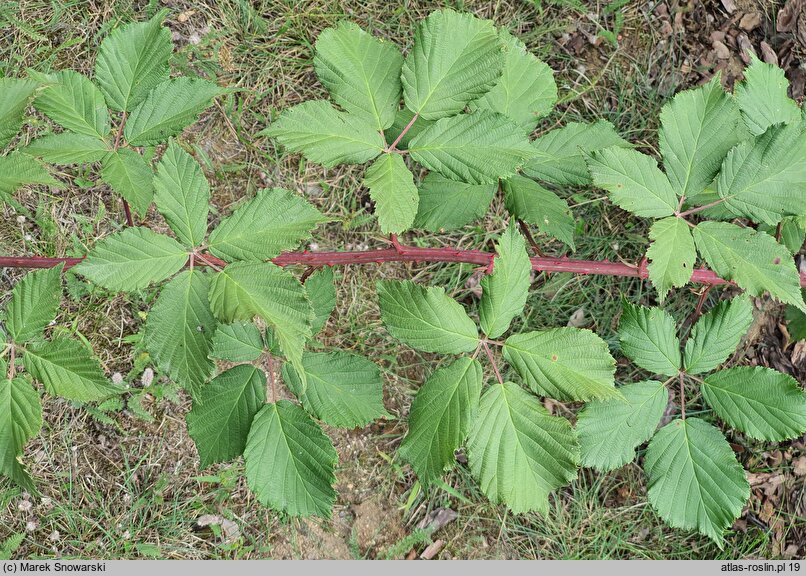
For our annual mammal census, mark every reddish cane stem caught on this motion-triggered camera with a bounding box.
[482,341,504,385]
[678,372,686,420]
[517,220,545,257]
[676,197,728,218]
[387,113,418,152]
[2,247,805,286]
[8,346,15,379]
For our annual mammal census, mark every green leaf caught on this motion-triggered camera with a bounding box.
[467,382,579,514]
[208,262,312,373]
[659,77,746,197]
[32,70,110,138]
[305,267,336,337]
[684,295,753,375]
[702,367,806,441]
[401,9,503,120]
[522,120,630,186]
[282,351,388,429]
[693,221,805,312]
[618,302,681,377]
[409,111,534,185]
[383,108,434,150]
[100,148,155,216]
[125,78,224,146]
[645,418,749,547]
[153,140,209,248]
[413,173,495,232]
[23,338,120,402]
[716,123,806,225]
[74,227,188,292]
[264,100,384,167]
[760,218,804,255]
[587,146,678,218]
[244,400,337,518]
[0,78,38,148]
[577,380,668,472]
[210,322,264,362]
[787,293,806,341]
[479,226,531,338]
[363,153,418,234]
[646,217,695,302]
[0,377,42,492]
[503,328,618,401]
[734,53,801,135]
[377,280,478,354]
[469,30,556,133]
[94,11,172,111]
[187,364,266,468]
[313,21,403,131]
[399,357,482,484]
[24,133,110,165]
[502,175,575,249]
[144,270,215,396]
[0,152,60,197]
[6,266,62,343]
[208,188,325,262]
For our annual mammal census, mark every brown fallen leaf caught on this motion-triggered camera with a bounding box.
[417,508,458,532]
[739,12,762,32]
[793,456,806,477]
[777,0,805,33]
[721,0,737,14]
[193,514,241,543]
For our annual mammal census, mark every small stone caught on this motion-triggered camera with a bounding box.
[739,12,762,31]
[713,40,731,60]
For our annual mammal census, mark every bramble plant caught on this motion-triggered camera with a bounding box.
[1,8,806,549]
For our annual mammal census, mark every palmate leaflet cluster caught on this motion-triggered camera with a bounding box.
[0,8,805,547]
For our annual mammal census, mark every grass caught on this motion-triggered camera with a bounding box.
[0,0,802,560]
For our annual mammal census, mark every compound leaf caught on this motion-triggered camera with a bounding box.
[25,133,110,165]
[716,123,806,225]
[6,266,62,344]
[0,78,38,148]
[94,11,172,112]
[479,225,531,338]
[618,302,681,377]
[144,269,216,397]
[32,70,110,138]
[409,111,534,184]
[467,382,579,515]
[693,221,805,312]
[0,377,41,492]
[377,280,478,354]
[502,175,575,249]
[208,262,312,373]
[305,267,336,337]
[577,380,668,472]
[24,337,120,402]
[587,146,678,218]
[659,77,745,197]
[363,153,418,234]
[522,120,630,186]
[208,188,326,262]
[153,140,209,248]
[124,78,224,146]
[283,351,388,429]
[702,367,806,441]
[187,364,266,468]
[413,173,495,232]
[503,328,619,401]
[645,418,749,547]
[314,21,403,131]
[264,100,384,167]
[210,322,264,362]
[0,153,60,197]
[401,9,503,120]
[244,400,337,518]
[399,357,482,484]
[469,29,556,133]
[100,148,155,216]
[734,53,801,135]
[684,295,753,375]
[74,227,187,292]
[646,217,695,302]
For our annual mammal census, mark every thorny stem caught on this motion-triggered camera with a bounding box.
[386,113,419,152]
[676,196,729,218]
[678,372,686,420]
[482,341,504,385]
[2,244,806,286]
[517,220,545,257]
